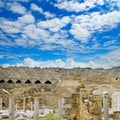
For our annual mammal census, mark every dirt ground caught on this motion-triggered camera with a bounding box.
[2,117,46,120]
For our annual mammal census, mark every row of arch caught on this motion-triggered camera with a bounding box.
[0,79,52,84]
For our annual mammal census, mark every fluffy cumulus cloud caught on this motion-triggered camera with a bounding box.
[24,24,50,40]
[37,16,71,32]
[2,57,88,68]
[44,12,55,18]
[18,14,35,24]
[70,11,120,42]
[22,49,120,68]
[0,18,21,34]
[2,48,120,68]
[31,3,55,18]
[70,23,91,42]
[31,3,43,13]
[9,2,27,14]
[55,0,120,12]
[54,0,105,12]
[0,16,72,49]
[0,14,35,34]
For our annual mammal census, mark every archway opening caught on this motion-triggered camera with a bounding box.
[25,80,32,84]
[44,80,52,84]
[35,80,41,84]
[16,80,22,84]
[7,80,14,84]
[0,79,5,83]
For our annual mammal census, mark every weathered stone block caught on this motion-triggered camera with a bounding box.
[63,104,72,109]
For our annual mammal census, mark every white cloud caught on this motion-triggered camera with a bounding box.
[70,23,91,42]
[105,0,120,10]
[0,14,35,34]
[2,48,120,69]
[70,10,120,42]
[0,55,3,59]
[54,0,105,12]
[0,14,72,50]
[24,24,50,40]
[31,3,43,13]
[0,18,21,34]
[100,49,120,63]
[31,3,55,18]
[103,40,116,47]
[19,57,88,68]
[5,0,30,2]
[10,2,27,14]
[44,12,55,18]
[37,16,71,32]
[39,44,59,50]
[88,48,120,68]
[0,1,4,8]
[15,35,28,47]
[117,1,120,8]
[17,0,30,2]
[1,64,11,68]
[55,0,119,12]
[18,14,35,24]
[96,0,105,5]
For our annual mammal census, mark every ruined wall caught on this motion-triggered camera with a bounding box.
[0,67,120,84]
[61,93,80,120]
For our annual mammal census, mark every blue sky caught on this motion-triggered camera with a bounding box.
[0,0,120,68]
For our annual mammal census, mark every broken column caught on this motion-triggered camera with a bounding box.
[9,97,14,120]
[15,103,18,111]
[0,98,2,110]
[34,97,39,120]
[30,101,33,111]
[103,92,109,120]
[23,97,26,112]
[58,98,63,120]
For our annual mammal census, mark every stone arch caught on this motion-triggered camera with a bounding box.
[16,80,22,84]
[25,80,32,84]
[2,103,5,107]
[116,77,119,80]
[34,80,41,84]
[44,80,52,84]
[7,79,14,84]
[0,79,5,83]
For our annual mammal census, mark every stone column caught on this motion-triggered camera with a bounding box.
[0,98,2,110]
[34,97,39,120]
[15,103,18,111]
[30,101,33,111]
[9,97,14,120]
[103,93,109,120]
[23,97,26,112]
[58,98,63,120]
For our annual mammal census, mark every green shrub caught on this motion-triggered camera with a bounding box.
[45,113,59,120]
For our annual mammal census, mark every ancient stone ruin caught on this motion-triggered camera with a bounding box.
[0,66,120,119]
